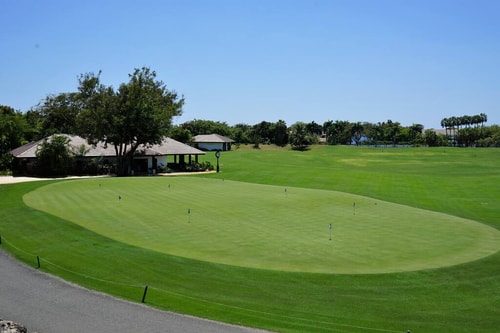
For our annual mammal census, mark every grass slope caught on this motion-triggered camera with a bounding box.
[1,146,499,333]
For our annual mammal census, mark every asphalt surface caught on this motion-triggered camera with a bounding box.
[0,250,270,333]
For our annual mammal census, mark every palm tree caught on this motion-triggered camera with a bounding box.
[289,122,311,150]
[479,113,488,134]
[273,120,288,147]
[480,113,488,127]
[449,116,459,145]
[472,114,482,128]
[409,123,424,143]
[441,117,449,138]
[462,115,472,128]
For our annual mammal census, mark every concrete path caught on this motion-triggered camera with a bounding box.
[0,250,270,333]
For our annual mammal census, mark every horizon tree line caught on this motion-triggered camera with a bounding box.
[169,117,497,150]
[1,67,499,173]
[1,105,498,173]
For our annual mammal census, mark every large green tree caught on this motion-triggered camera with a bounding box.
[78,67,184,175]
[408,123,424,143]
[306,121,323,136]
[168,125,193,144]
[272,120,288,146]
[35,135,73,176]
[252,121,273,144]
[181,119,232,137]
[324,120,352,145]
[32,92,80,137]
[289,121,312,150]
[350,122,364,146]
[231,123,252,144]
[0,105,28,171]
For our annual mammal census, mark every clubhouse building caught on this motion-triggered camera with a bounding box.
[11,134,206,176]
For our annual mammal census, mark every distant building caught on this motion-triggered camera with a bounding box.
[193,134,235,151]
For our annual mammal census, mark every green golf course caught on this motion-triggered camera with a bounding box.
[1,145,499,332]
[23,177,499,274]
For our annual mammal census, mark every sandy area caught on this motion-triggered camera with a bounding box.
[0,175,109,185]
[0,171,216,185]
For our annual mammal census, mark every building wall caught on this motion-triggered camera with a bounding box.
[197,142,224,151]
[133,156,168,173]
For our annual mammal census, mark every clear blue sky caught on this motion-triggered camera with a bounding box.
[2,0,499,129]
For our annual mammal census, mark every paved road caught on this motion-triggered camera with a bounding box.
[0,250,270,333]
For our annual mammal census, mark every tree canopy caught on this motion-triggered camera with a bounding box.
[77,67,184,175]
[35,135,72,176]
[289,122,313,150]
[0,105,28,170]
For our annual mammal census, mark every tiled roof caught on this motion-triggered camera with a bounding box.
[10,138,45,158]
[11,134,205,158]
[193,134,235,143]
[136,137,206,155]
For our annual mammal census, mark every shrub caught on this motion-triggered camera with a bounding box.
[185,160,214,172]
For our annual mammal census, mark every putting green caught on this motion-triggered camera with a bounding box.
[24,177,500,274]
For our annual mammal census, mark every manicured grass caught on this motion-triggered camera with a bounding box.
[212,145,500,227]
[23,177,499,274]
[1,146,499,333]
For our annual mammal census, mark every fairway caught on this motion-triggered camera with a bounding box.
[23,176,500,274]
[3,146,500,333]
